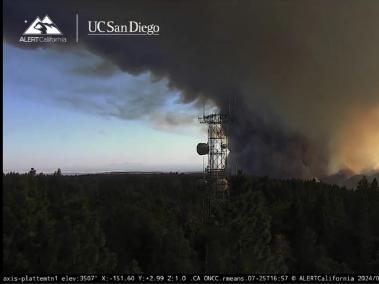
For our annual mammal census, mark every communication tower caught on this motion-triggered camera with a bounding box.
[197,110,230,218]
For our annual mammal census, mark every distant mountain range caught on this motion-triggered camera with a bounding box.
[321,169,379,189]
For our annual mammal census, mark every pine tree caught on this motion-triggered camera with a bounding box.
[357,176,369,191]
[371,178,378,191]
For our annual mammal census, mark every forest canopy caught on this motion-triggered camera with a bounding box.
[3,171,379,273]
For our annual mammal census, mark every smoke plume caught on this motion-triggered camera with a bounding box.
[4,0,379,177]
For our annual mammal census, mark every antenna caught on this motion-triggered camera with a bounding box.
[202,155,205,172]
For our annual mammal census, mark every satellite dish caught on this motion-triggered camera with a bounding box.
[197,143,209,155]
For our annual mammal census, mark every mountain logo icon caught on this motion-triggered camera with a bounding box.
[23,15,63,35]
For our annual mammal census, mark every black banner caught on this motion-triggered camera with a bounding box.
[2,274,379,283]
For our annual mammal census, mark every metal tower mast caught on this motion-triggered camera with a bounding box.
[197,111,230,218]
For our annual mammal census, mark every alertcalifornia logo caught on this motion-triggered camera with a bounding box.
[18,14,160,44]
[20,15,68,43]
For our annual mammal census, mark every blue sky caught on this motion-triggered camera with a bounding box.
[3,43,208,173]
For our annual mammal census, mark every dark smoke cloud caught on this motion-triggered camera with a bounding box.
[228,104,327,178]
[5,44,197,129]
[4,0,379,177]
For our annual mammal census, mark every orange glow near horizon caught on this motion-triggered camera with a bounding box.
[330,106,379,174]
